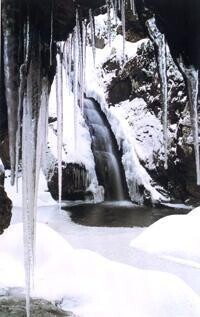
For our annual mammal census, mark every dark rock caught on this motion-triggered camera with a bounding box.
[0,134,10,169]
[0,185,12,235]
[48,163,89,201]
[136,0,200,69]
[107,77,132,105]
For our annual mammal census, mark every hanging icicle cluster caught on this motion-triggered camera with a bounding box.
[62,9,87,152]
[146,17,168,169]
[56,48,63,205]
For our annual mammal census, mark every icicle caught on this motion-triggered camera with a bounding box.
[22,90,32,317]
[113,0,118,24]
[89,8,96,65]
[16,14,31,190]
[121,0,126,61]
[73,12,80,151]
[80,20,87,113]
[64,35,72,93]
[56,51,63,205]
[130,0,136,16]
[15,64,26,192]
[50,0,54,66]
[183,66,200,184]
[118,0,121,11]
[146,17,168,169]
[106,0,112,47]
[0,0,1,76]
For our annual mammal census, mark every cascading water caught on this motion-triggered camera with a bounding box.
[84,98,128,201]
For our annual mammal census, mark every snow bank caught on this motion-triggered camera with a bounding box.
[130,210,200,268]
[1,222,200,317]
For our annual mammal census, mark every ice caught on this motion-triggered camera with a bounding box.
[121,0,126,61]
[106,0,112,47]
[130,0,136,15]
[50,0,54,66]
[56,52,63,205]
[146,17,168,169]
[73,12,80,151]
[15,64,26,192]
[21,45,49,316]
[78,18,84,113]
[81,20,87,113]
[89,8,96,65]
[183,66,199,185]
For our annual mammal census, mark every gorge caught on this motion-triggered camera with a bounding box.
[1,1,200,316]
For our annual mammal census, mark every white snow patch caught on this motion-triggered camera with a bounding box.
[130,211,200,267]
[1,222,200,317]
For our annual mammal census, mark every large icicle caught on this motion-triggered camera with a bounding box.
[81,20,87,113]
[56,51,63,205]
[89,8,96,65]
[2,1,20,185]
[130,0,136,15]
[106,0,112,47]
[78,14,84,113]
[15,64,26,192]
[64,35,72,93]
[121,0,126,61]
[22,88,32,317]
[50,0,54,66]
[183,66,200,184]
[146,17,168,169]
[16,15,31,191]
[73,12,80,151]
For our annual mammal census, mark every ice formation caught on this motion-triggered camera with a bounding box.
[121,0,126,60]
[182,65,200,184]
[89,8,96,65]
[106,0,112,47]
[56,51,63,205]
[146,17,168,169]
[130,0,136,15]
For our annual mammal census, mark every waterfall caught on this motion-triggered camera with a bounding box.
[84,98,128,201]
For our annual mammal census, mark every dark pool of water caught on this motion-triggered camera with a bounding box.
[63,201,191,228]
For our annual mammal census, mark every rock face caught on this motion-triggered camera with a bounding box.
[104,36,200,204]
[48,163,90,201]
[0,290,75,317]
[0,166,12,234]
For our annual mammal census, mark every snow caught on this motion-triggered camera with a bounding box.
[130,212,200,268]
[3,169,200,317]
[1,219,200,317]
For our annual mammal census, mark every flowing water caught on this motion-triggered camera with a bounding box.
[84,98,128,201]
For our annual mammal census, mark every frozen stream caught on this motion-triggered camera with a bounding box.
[4,175,200,317]
[10,202,200,296]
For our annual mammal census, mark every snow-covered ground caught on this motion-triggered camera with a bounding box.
[2,174,200,317]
